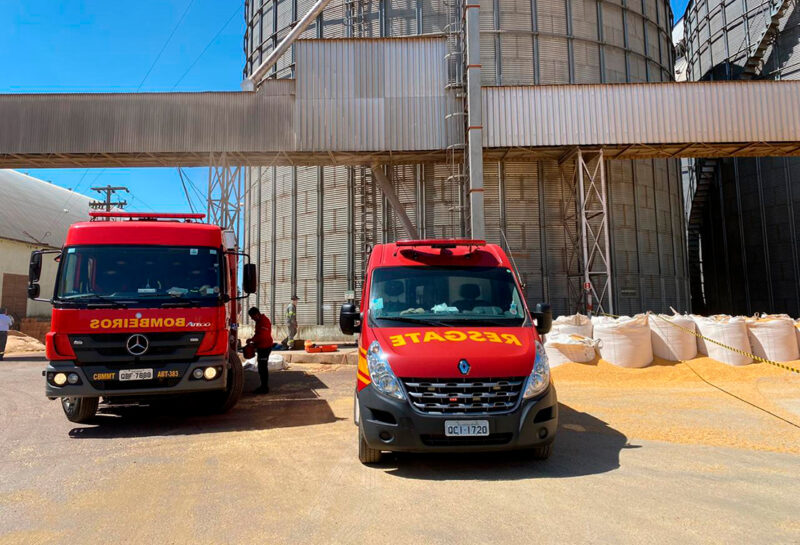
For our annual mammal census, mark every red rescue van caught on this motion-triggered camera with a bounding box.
[340,239,556,464]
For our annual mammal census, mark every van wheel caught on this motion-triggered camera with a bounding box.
[61,396,98,423]
[207,354,244,414]
[358,427,382,464]
[529,443,553,460]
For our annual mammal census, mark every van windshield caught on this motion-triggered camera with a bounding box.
[55,245,223,307]
[368,266,526,327]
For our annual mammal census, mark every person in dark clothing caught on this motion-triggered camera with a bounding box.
[247,307,273,395]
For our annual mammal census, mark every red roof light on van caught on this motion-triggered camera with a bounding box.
[395,239,486,249]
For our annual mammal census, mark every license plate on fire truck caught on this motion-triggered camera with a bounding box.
[444,420,489,437]
[119,368,154,381]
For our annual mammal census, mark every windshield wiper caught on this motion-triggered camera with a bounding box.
[59,293,131,308]
[373,315,451,327]
[160,298,207,308]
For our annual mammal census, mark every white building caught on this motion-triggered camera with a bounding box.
[0,170,93,322]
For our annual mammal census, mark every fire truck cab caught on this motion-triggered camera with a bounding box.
[27,212,257,423]
[340,239,556,464]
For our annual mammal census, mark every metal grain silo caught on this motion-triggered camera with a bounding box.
[683,0,800,315]
[243,0,688,325]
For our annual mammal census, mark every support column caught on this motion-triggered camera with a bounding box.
[576,149,614,315]
[207,152,243,245]
[464,2,485,239]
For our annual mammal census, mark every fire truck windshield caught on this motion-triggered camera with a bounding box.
[55,245,223,307]
[368,266,527,328]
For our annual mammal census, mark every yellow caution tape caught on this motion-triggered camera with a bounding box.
[600,312,800,375]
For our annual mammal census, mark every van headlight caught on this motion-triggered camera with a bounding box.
[523,340,550,398]
[366,341,405,400]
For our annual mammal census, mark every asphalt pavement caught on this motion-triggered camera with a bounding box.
[1,353,798,545]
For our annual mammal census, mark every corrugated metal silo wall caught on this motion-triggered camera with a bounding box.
[684,0,800,315]
[243,0,687,323]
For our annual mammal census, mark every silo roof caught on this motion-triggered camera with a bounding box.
[0,169,93,247]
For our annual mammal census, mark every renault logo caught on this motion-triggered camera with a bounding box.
[126,334,149,356]
[458,359,470,376]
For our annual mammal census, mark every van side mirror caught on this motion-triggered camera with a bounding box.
[533,302,552,335]
[28,283,41,300]
[242,263,257,294]
[340,303,361,335]
[29,251,43,284]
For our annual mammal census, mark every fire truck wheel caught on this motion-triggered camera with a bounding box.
[61,396,99,423]
[528,443,553,460]
[358,427,382,464]
[207,354,244,414]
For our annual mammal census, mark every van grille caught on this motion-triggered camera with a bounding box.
[402,377,526,415]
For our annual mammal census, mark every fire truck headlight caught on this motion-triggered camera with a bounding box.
[192,368,204,380]
[523,341,550,399]
[203,367,218,380]
[53,373,68,386]
[366,341,405,400]
[67,373,80,385]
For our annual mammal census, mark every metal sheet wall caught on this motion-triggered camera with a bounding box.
[683,0,800,315]
[245,0,687,322]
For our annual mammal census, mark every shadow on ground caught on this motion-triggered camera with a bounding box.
[68,369,344,439]
[379,404,633,480]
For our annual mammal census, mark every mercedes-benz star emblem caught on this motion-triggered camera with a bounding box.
[458,359,470,376]
[126,334,149,356]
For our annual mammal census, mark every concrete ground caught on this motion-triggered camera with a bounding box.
[1,352,799,545]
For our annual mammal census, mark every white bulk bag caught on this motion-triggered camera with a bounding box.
[649,313,697,361]
[544,334,598,367]
[692,315,753,366]
[745,316,800,362]
[796,320,800,353]
[591,314,653,368]
[691,315,709,355]
[243,354,287,371]
[550,313,593,337]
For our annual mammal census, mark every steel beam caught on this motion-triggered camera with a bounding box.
[370,164,420,240]
[207,152,243,244]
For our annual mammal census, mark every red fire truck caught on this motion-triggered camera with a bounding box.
[340,239,556,464]
[27,212,257,423]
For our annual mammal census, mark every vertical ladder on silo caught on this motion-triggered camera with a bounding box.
[354,166,376,296]
[443,0,469,236]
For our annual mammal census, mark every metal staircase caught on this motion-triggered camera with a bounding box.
[740,0,795,80]
[686,0,793,309]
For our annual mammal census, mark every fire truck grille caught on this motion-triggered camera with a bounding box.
[402,377,526,415]
[69,332,203,365]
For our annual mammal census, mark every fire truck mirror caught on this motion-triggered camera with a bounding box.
[533,302,552,335]
[29,251,42,284]
[242,263,258,294]
[339,303,361,335]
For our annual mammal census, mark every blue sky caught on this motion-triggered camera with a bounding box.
[1,1,245,213]
[3,0,688,214]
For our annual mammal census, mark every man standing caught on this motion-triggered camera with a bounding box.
[247,307,273,394]
[286,295,299,348]
[0,308,13,361]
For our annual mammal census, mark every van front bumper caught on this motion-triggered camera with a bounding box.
[44,356,228,398]
[358,382,557,453]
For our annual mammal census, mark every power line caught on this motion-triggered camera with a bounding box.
[138,0,198,91]
[171,4,243,90]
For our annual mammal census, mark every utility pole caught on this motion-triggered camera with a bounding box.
[90,185,129,211]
